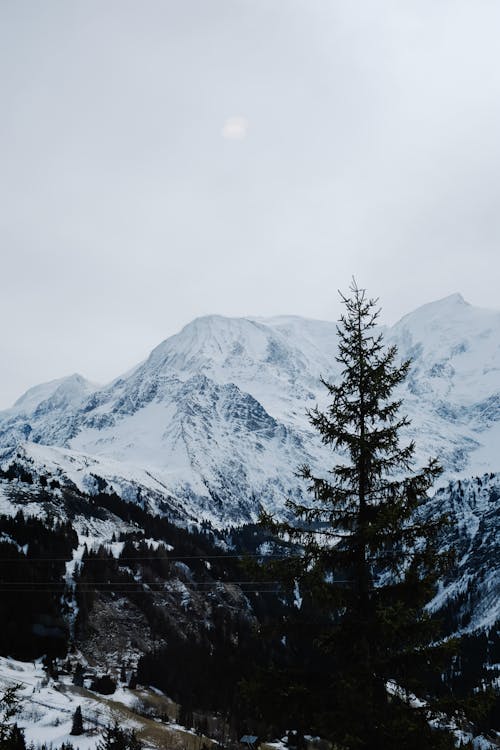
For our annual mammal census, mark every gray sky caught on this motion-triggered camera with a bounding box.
[1,0,500,408]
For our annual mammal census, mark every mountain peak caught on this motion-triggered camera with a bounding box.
[436,292,468,306]
[11,373,94,414]
[413,292,470,314]
[392,293,472,329]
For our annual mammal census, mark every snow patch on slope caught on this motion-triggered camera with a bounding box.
[0,296,499,526]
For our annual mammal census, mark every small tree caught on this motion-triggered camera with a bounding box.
[97,722,127,750]
[90,674,116,695]
[0,685,26,749]
[262,282,454,749]
[72,662,85,687]
[97,721,143,750]
[128,672,137,690]
[127,730,143,750]
[70,705,84,736]
[4,723,26,750]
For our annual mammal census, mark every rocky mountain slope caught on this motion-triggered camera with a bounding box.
[0,293,498,636]
[1,293,499,748]
[1,293,499,527]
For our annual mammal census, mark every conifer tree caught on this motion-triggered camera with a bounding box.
[70,705,84,736]
[72,663,85,687]
[97,721,143,750]
[97,722,127,750]
[128,672,137,690]
[261,282,454,749]
[0,685,25,749]
[7,724,26,750]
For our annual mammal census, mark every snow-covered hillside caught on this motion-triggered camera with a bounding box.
[425,472,500,633]
[1,294,499,525]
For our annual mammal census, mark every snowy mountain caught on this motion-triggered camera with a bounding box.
[388,293,500,474]
[1,294,500,527]
[1,294,499,749]
[425,472,500,633]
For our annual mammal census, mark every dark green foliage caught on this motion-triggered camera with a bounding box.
[0,462,34,485]
[70,705,84,736]
[72,662,85,687]
[128,672,137,690]
[443,625,500,700]
[137,611,281,719]
[0,512,77,658]
[259,283,455,748]
[97,722,143,750]
[74,544,136,639]
[90,674,116,695]
[178,701,194,730]
[2,724,26,750]
[0,685,26,749]
[435,624,500,735]
[74,493,249,639]
[88,488,217,560]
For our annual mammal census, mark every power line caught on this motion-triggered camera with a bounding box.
[0,588,283,594]
[0,580,281,586]
[0,582,466,594]
[0,548,446,563]
[0,552,291,563]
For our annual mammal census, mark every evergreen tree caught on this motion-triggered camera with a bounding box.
[0,685,25,748]
[72,663,85,687]
[261,282,454,749]
[97,722,127,750]
[128,672,137,690]
[127,730,143,750]
[70,705,84,736]
[178,701,194,730]
[97,722,143,750]
[6,724,26,750]
[90,674,116,695]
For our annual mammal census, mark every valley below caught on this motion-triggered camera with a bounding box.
[1,293,499,748]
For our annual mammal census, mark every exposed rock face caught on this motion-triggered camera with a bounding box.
[1,295,500,528]
[0,295,499,637]
[425,472,500,633]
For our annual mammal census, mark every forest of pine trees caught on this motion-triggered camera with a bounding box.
[0,512,77,658]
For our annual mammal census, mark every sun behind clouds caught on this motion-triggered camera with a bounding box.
[222,116,249,140]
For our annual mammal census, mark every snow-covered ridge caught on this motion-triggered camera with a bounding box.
[10,374,96,417]
[425,471,500,632]
[0,295,499,525]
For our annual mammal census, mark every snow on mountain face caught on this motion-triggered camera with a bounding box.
[0,296,499,526]
[0,374,96,447]
[11,373,96,416]
[389,293,500,405]
[136,314,338,425]
[385,294,500,476]
[71,374,311,523]
[424,472,500,633]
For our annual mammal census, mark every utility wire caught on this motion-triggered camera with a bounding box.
[0,552,291,563]
[0,588,283,594]
[0,580,281,585]
[0,577,458,591]
[0,549,424,562]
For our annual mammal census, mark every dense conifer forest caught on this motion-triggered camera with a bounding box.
[0,469,498,747]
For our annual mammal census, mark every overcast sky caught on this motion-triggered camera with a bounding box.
[1,0,499,408]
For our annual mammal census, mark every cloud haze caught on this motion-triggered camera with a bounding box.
[1,0,499,407]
